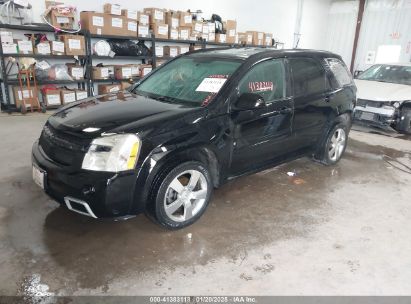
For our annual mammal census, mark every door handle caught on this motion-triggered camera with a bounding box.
[324,93,334,102]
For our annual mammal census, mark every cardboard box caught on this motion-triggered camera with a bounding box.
[51,40,65,55]
[120,81,133,90]
[153,23,169,39]
[67,64,84,80]
[208,22,215,33]
[169,28,179,40]
[60,89,77,104]
[225,20,237,36]
[238,32,249,44]
[43,89,61,107]
[138,12,149,25]
[139,64,152,77]
[80,12,105,35]
[76,90,88,100]
[0,31,13,44]
[17,40,33,54]
[165,11,180,29]
[121,9,137,20]
[98,84,121,95]
[104,3,121,15]
[155,59,167,67]
[34,41,51,55]
[208,32,215,42]
[179,26,191,40]
[179,12,192,27]
[47,8,75,29]
[144,8,166,25]
[138,24,150,38]
[92,66,111,80]
[189,45,202,52]
[163,46,180,58]
[247,31,264,45]
[13,86,36,108]
[216,34,226,43]
[114,65,133,79]
[264,33,273,46]
[192,22,203,34]
[155,46,164,57]
[105,15,126,36]
[126,19,138,36]
[2,43,18,54]
[180,46,190,54]
[59,35,85,56]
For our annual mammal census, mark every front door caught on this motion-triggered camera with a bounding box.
[230,58,294,175]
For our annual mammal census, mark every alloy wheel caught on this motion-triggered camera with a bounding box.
[328,128,346,162]
[164,170,208,222]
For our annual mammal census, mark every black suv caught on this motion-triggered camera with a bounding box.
[32,48,356,229]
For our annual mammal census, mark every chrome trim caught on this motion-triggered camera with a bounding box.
[354,105,395,116]
[64,196,98,218]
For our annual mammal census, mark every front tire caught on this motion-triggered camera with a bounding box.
[315,123,349,165]
[152,161,213,230]
[397,107,411,135]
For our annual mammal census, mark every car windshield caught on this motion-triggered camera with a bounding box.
[357,64,411,85]
[133,56,242,106]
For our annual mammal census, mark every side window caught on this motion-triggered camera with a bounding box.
[327,58,353,87]
[238,59,285,102]
[289,58,327,96]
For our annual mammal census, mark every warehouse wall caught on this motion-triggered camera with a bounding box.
[32,0,333,50]
[325,0,411,70]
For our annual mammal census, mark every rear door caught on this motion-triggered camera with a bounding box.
[288,57,331,148]
[229,58,294,175]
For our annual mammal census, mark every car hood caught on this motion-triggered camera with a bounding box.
[48,92,206,138]
[354,79,411,102]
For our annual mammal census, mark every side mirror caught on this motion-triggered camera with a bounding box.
[234,93,265,111]
[353,70,363,78]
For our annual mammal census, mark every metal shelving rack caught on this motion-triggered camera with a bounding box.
[0,24,91,112]
[0,23,276,113]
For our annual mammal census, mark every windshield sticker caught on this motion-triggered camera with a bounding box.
[196,78,227,93]
[249,81,274,92]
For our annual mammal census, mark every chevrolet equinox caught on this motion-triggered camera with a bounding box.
[32,48,356,229]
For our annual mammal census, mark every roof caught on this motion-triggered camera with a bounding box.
[188,47,341,61]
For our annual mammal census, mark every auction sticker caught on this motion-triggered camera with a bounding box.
[196,78,227,93]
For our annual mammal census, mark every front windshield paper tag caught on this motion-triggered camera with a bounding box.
[196,78,227,93]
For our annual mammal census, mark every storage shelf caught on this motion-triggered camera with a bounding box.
[3,54,87,59]
[92,77,140,83]
[6,79,88,85]
[90,34,150,41]
[91,55,150,60]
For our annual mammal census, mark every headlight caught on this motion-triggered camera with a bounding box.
[82,134,141,172]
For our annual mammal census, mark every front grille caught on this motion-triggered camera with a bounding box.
[39,124,91,166]
[357,99,385,108]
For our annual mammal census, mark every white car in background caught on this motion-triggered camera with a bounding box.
[353,63,411,134]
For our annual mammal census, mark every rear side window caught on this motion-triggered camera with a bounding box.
[289,58,327,96]
[238,59,285,102]
[327,58,352,87]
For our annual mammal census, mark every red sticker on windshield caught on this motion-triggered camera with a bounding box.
[208,74,229,79]
[249,81,274,92]
[202,93,216,106]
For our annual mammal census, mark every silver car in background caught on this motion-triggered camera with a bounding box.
[354,63,411,134]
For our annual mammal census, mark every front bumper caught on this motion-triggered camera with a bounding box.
[353,105,397,127]
[32,140,142,218]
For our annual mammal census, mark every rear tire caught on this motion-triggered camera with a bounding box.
[150,161,213,230]
[314,122,349,165]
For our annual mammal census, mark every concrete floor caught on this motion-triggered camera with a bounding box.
[0,114,411,296]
